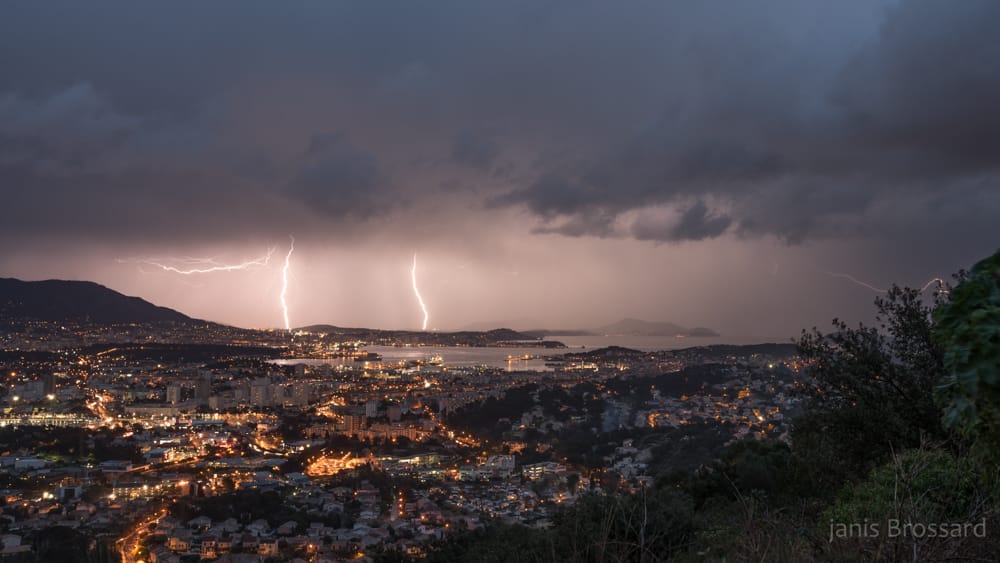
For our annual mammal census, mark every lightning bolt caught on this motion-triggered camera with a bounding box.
[825,272,888,293]
[119,247,276,274]
[825,272,945,294]
[919,278,947,292]
[411,253,429,331]
[281,236,295,331]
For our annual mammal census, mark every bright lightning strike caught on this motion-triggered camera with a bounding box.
[281,236,295,331]
[411,253,429,331]
[916,277,947,293]
[119,247,276,274]
[826,272,946,294]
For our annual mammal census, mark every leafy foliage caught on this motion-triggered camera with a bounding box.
[795,285,947,483]
[821,448,996,561]
[423,488,694,563]
[421,524,550,563]
[30,526,93,563]
[934,249,1000,464]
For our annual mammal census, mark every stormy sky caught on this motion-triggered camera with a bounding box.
[1,1,998,337]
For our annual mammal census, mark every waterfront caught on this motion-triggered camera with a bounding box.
[273,345,555,371]
[551,333,794,351]
[272,334,795,371]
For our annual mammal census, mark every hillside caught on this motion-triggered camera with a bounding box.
[0,278,196,324]
[598,318,720,337]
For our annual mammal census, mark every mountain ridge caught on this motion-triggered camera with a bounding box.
[522,318,719,338]
[597,318,719,337]
[0,277,198,325]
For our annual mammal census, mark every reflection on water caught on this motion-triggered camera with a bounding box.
[270,335,788,371]
[272,345,554,371]
[552,334,791,351]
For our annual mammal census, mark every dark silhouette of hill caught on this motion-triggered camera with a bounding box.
[522,318,719,338]
[598,318,720,337]
[0,277,196,324]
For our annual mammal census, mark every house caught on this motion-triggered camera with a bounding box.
[188,515,212,531]
[201,534,219,559]
[149,544,181,563]
[239,533,259,551]
[216,535,233,554]
[247,518,271,536]
[166,529,192,552]
[215,517,241,533]
[258,539,280,556]
[215,554,265,563]
[98,460,132,474]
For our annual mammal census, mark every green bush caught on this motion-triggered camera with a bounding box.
[934,249,1000,466]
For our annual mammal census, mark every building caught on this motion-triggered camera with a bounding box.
[250,379,271,407]
[291,382,312,406]
[344,414,366,434]
[387,405,402,422]
[166,384,182,405]
[195,372,212,404]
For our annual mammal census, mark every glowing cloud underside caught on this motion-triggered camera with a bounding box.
[411,253,429,331]
[120,247,277,274]
[826,272,945,294]
[281,236,295,331]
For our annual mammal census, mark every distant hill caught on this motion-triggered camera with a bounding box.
[0,278,196,324]
[479,318,720,339]
[456,319,538,332]
[521,328,596,338]
[296,324,563,347]
[562,345,646,360]
[598,318,719,337]
[675,343,798,357]
[562,342,797,361]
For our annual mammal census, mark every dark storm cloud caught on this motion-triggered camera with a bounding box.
[491,174,592,218]
[531,209,618,239]
[832,1,1000,173]
[0,83,288,242]
[0,0,998,250]
[632,201,733,243]
[493,0,1000,243]
[287,134,388,219]
[451,130,501,170]
[0,83,138,174]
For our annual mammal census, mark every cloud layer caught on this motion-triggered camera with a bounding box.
[1,1,998,248]
[1,1,998,331]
